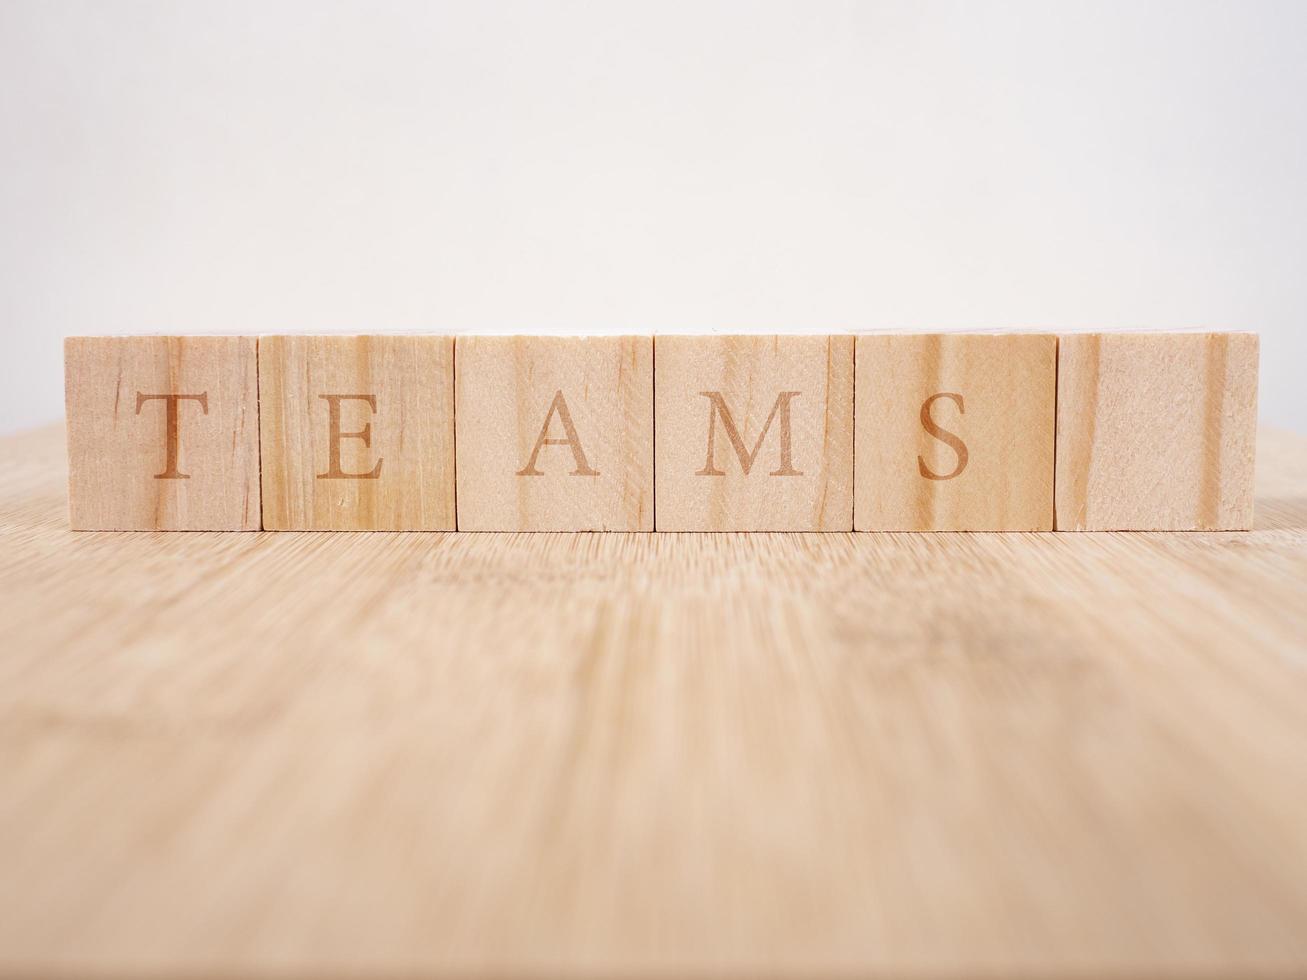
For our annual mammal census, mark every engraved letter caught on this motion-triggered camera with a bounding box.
[135,392,208,480]
[516,390,599,476]
[918,392,968,481]
[317,394,383,480]
[696,391,803,477]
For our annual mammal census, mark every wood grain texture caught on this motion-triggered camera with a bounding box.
[63,335,260,530]
[5,424,1307,978]
[654,335,854,531]
[1055,332,1259,531]
[454,336,653,531]
[855,333,1056,530]
[259,335,455,530]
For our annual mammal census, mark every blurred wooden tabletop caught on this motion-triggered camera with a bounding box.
[1,423,1306,978]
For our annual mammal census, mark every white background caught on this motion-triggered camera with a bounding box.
[2,0,1305,433]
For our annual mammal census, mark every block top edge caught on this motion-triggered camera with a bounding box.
[63,329,1260,339]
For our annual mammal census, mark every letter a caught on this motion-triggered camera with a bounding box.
[917,392,969,481]
[695,391,803,477]
[516,390,599,476]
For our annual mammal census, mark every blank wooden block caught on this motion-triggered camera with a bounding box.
[455,336,653,531]
[259,335,455,530]
[855,333,1056,531]
[1055,332,1259,531]
[64,335,260,530]
[655,335,854,531]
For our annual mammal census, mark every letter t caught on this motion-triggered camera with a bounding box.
[135,392,209,479]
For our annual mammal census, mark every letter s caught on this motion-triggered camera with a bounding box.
[918,392,968,481]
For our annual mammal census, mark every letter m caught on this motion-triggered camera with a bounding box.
[695,391,803,477]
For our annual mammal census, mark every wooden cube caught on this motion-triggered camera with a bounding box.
[1055,332,1259,531]
[259,335,456,530]
[654,335,854,531]
[454,336,653,531]
[854,333,1056,531]
[64,335,261,530]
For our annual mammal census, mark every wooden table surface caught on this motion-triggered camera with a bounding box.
[2,423,1306,978]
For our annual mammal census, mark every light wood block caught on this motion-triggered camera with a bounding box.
[64,335,260,530]
[1055,332,1259,531]
[655,335,854,530]
[259,335,456,530]
[454,336,653,531]
[854,333,1056,531]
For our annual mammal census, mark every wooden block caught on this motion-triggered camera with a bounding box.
[854,333,1056,531]
[1055,332,1259,531]
[454,336,653,531]
[64,335,260,530]
[259,335,455,530]
[654,335,854,531]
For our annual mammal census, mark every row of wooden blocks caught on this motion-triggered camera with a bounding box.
[64,333,1259,532]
